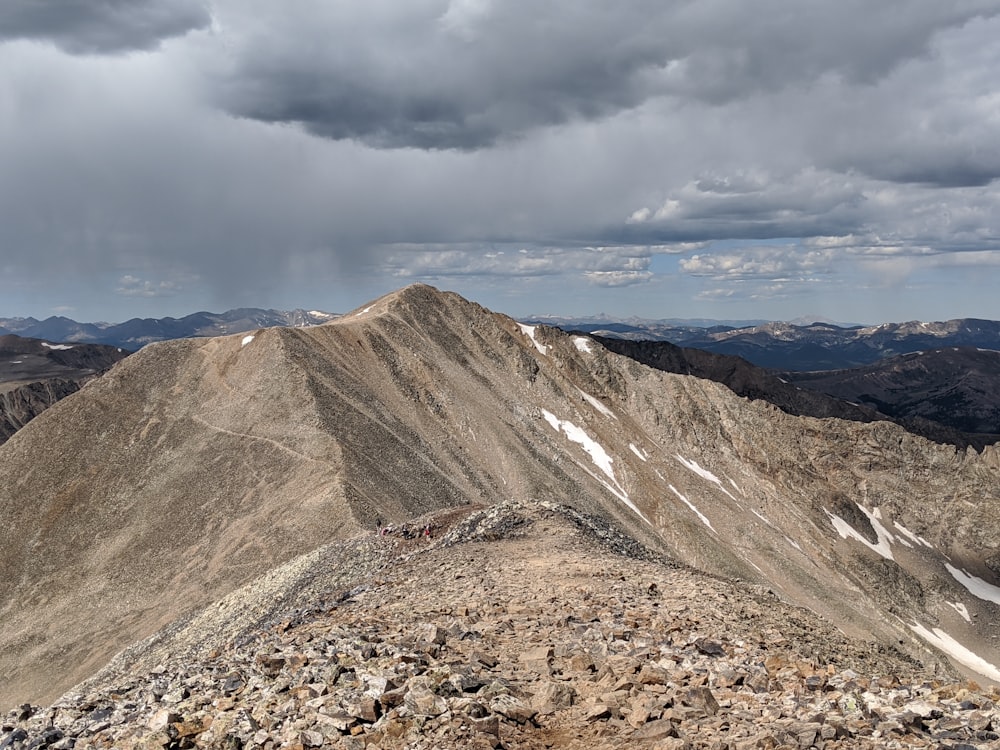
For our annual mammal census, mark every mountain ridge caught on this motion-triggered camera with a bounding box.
[2,284,1000,715]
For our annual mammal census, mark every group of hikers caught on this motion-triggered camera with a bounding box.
[375,518,433,540]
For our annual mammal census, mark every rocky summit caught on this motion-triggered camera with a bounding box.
[4,501,999,750]
[2,284,1000,747]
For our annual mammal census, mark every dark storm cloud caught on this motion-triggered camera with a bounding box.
[0,0,210,54]
[211,0,999,150]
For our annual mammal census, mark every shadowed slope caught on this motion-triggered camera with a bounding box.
[0,334,130,443]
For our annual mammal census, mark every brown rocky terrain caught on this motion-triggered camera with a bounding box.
[2,284,1000,735]
[5,501,998,750]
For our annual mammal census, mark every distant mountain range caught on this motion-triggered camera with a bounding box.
[0,308,338,351]
[527,315,1000,371]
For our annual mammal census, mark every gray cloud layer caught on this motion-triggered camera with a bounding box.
[1,0,999,321]
[0,0,210,54]
[210,0,999,151]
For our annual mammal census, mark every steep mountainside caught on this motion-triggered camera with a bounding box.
[2,285,1000,712]
[783,347,1000,436]
[0,334,130,443]
[590,336,997,450]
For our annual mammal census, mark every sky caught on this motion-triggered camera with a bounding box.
[2,1,1000,325]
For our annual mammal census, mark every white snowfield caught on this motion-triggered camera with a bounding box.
[822,504,1000,681]
[573,337,592,353]
[542,409,615,484]
[41,342,74,351]
[948,601,972,622]
[241,335,255,348]
[909,622,1000,683]
[355,306,372,316]
[675,454,739,502]
[945,563,1000,605]
[629,443,648,461]
[824,503,896,561]
[578,388,615,418]
[893,521,933,548]
[668,484,716,533]
[540,409,648,523]
[517,323,548,355]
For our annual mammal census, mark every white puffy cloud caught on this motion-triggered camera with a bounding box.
[680,247,836,281]
[383,244,656,284]
[116,275,181,298]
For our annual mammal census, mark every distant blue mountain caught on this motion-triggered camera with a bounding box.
[0,308,339,350]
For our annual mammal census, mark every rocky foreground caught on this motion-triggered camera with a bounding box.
[3,501,998,750]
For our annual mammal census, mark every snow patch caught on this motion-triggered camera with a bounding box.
[578,388,615,418]
[909,623,1000,683]
[573,337,592,353]
[825,504,895,560]
[355,306,372,316]
[241,335,255,348]
[675,455,739,502]
[41,342,74,350]
[676,454,720,484]
[668,484,715,533]
[517,323,548,355]
[947,601,972,622]
[893,521,933,548]
[542,410,614,482]
[541,409,647,524]
[629,444,648,461]
[574,460,650,524]
[945,564,1000,605]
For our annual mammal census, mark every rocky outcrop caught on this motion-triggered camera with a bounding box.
[0,378,81,442]
[3,502,996,750]
[0,334,129,444]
